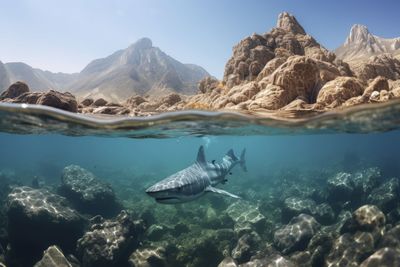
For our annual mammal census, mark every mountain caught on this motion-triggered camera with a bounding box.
[69,38,209,101]
[0,38,209,102]
[336,24,400,62]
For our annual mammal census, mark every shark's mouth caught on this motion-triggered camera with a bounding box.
[156,196,180,201]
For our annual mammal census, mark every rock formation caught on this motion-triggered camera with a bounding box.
[336,24,400,62]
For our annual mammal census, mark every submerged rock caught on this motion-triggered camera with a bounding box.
[231,231,261,264]
[60,165,122,217]
[326,172,354,202]
[368,178,399,212]
[281,197,316,222]
[77,210,144,267]
[129,246,167,267]
[273,214,320,254]
[6,186,85,266]
[34,246,75,267]
[360,247,400,267]
[226,201,267,235]
[341,205,386,234]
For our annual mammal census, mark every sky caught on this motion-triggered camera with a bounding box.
[0,0,400,79]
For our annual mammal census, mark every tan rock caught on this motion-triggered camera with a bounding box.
[199,76,220,93]
[248,84,290,110]
[270,56,320,101]
[363,76,389,97]
[316,77,364,108]
[125,95,147,108]
[93,98,108,107]
[256,57,287,81]
[227,82,259,104]
[353,54,400,80]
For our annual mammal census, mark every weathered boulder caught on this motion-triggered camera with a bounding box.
[316,77,364,108]
[92,106,130,115]
[7,186,85,266]
[281,197,317,222]
[325,232,375,267]
[270,56,320,102]
[0,81,29,100]
[368,178,399,212]
[126,95,147,107]
[80,98,94,107]
[34,246,75,267]
[77,211,144,267]
[360,247,400,267]
[5,89,78,112]
[199,76,220,94]
[129,246,167,267]
[60,165,122,217]
[274,214,320,254]
[231,231,261,264]
[354,53,400,81]
[326,172,355,202]
[92,98,108,107]
[36,91,78,112]
[226,202,267,235]
[341,205,386,235]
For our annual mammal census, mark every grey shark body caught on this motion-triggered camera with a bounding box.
[146,146,247,204]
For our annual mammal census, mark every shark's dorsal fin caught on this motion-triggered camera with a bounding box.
[196,145,206,165]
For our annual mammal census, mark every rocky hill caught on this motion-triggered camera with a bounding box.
[0,38,209,102]
[2,12,400,116]
[336,24,400,62]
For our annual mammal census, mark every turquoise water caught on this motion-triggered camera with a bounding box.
[1,102,400,266]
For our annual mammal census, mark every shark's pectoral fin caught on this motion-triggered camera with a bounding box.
[205,186,240,199]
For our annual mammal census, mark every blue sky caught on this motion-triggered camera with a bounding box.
[0,0,399,78]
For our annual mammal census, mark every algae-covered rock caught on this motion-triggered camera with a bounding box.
[274,214,320,254]
[7,186,85,266]
[129,246,167,267]
[34,246,75,267]
[231,231,261,264]
[60,165,122,217]
[360,247,400,267]
[368,178,399,212]
[226,201,267,235]
[77,211,144,267]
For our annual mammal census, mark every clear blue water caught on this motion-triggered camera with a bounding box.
[1,102,400,266]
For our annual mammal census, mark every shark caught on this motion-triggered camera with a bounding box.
[146,145,247,204]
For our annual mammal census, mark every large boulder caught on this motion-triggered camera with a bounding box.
[7,186,85,266]
[326,172,355,202]
[273,214,320,254]
[34,246,75,267]
[77,211,144,267]
[354,54,400,81]
[316,77,364,108]
[0,81,29,100]
[360,247,400,267]
[60,165,122,217]
[8,90,78,112]
[129,246,167,267]
[36,90,78,112]
[367,178,399,213]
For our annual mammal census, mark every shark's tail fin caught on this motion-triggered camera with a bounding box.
[240,148,247,172]
[226,148,247,172]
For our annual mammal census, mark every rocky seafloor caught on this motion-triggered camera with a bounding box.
[1,162,400,267]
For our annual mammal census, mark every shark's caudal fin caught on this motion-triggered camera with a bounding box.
[226,148,247,172]
[240,148,247,172]
[196,145,206,165]
[226,149,238,161]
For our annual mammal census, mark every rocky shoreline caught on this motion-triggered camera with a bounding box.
[1,12,400,117]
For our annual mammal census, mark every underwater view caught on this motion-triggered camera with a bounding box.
[0,102,400,267]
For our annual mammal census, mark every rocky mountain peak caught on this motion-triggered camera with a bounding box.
[276,12,306,35]
[129,37,153,50]
[345,24,373,45]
